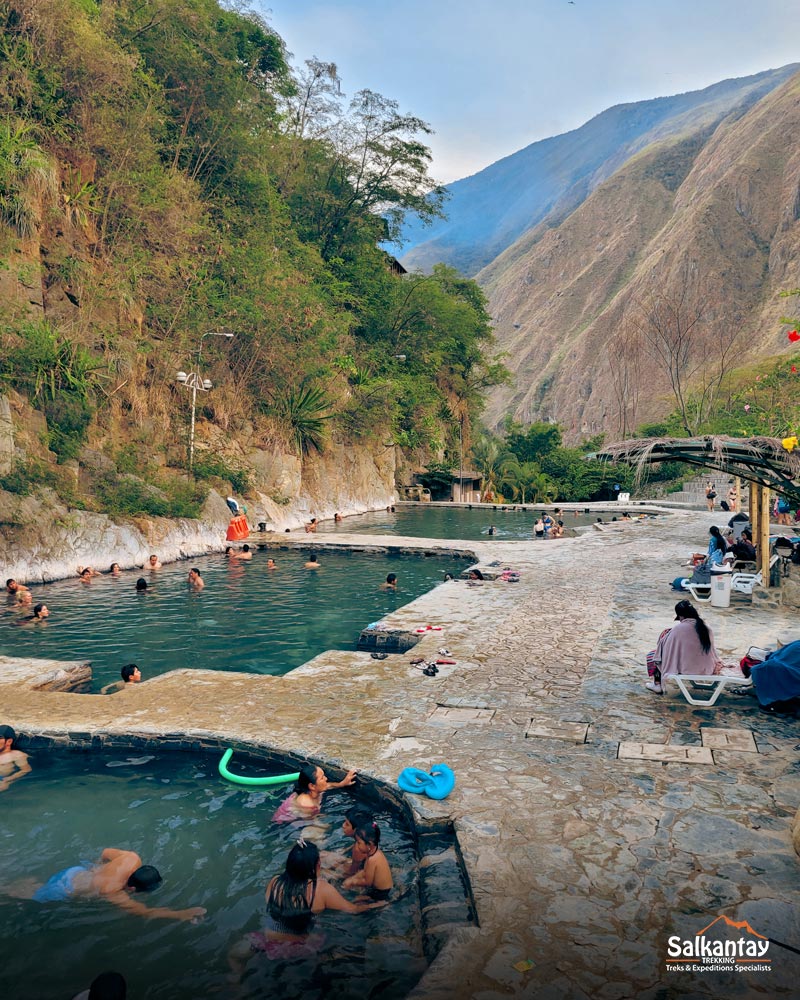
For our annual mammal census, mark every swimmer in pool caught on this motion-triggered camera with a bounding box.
[147,554,162,570]
[272,765,357,823]
[231,545,252,560]
[109,562,122,576]
[266,558,277,570]
[0,725,31,793]
[5,579,30,603]
[100,663,142,695]
[342,821,393,901]
[187,568,204,590]
[16,602,49,625]
[380,573,397,590]
[9,848,205,921]
[228,839,384,975]
[135,578,148,593]
[304,552,321,569]
[323,808,373,878]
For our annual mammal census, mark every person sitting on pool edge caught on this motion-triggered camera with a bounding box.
[100,664,142,696]
[304,552,321,569]
[305,517,318,533]
[0,724,32,793]
[380,573,397,590]
[342,821,393,901]
[273,764,357,823]
[187,567,205,590]
[12,848,205,921]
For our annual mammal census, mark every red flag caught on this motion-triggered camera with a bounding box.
[788,329,800,342]
[792,366,798,374]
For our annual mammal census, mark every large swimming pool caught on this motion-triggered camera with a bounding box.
[0,748,425,1000]
[0,550,464,690]
[317,505,640,540]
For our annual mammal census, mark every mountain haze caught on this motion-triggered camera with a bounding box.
[481,69,800,437]
[400,66,799,277]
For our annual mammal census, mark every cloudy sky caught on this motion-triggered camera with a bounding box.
[259,0,800,183]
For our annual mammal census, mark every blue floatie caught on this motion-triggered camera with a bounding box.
[397,763,455,800]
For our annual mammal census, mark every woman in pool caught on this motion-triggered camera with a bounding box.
[109,563,121,577]
[272,764,357,823]
[343,821,393,901]
[230,840,383,970]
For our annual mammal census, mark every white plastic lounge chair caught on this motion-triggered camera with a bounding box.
[730,554,779,595]
[668,673,754,706]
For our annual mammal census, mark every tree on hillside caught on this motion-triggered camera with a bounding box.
[504,419,562,463]
[607,320,644,439]
[633,259,746,435]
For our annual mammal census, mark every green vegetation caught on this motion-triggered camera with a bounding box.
[92,473,207,519]
[465,422,636,504]
[0,0,505,507]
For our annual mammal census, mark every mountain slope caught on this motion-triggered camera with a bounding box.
[481,70,800,438]
[400,66,799,277]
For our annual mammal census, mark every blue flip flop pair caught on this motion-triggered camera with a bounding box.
[397,763,455,800]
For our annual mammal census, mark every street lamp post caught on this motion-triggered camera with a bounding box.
[458,413,464,504]
[176,331,233,472]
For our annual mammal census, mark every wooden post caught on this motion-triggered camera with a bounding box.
[734,475,741,512]
[759,485,771,589]
[750,483,761,570]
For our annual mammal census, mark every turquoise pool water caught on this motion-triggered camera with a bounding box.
[0,749,424,1000]
[0,550,464,690]
[317,505,641,540]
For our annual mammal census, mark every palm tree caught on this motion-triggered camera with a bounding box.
[470,433,512,500]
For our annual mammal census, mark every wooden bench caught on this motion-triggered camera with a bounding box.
[668,674,753,706]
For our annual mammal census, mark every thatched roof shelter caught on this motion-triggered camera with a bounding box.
[597,435,800,504]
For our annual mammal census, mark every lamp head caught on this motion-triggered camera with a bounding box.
[176,371,188,382]
[202,378,213,390]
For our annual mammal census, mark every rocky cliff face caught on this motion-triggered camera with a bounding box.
[0,391,397,583]
[480,71,800,438]
[400,66,799,277]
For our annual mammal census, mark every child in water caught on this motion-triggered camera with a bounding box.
[342,821,393,900]
[320,807,372,877]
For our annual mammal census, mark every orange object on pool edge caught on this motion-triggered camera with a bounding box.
[226,514,250,541]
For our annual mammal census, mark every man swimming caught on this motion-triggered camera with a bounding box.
[18,848,205,921]
[187,568,205,590]
[100,664,142,695]
[5,579,30,603]
[0,725,31,792]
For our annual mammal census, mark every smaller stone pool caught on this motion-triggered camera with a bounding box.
[317,505,659,540]
[0,741,473,1000]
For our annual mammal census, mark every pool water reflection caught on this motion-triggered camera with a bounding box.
[0,550,464,690]
[0,749,424,1000]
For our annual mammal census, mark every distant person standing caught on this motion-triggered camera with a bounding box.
[727,482,738,512]
[705,483,717,512]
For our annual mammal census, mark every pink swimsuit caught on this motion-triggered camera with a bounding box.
[271,793,321,824]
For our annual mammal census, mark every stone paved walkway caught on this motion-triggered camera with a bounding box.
[2,511,798,999]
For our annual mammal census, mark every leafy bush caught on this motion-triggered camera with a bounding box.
[0,458,81,505]
[93,473,207,518]
[193,455,251,494]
